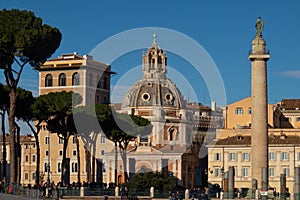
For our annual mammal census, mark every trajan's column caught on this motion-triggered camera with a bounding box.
[249,17,270,191]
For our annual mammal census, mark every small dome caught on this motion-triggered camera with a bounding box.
[122,79,186,109]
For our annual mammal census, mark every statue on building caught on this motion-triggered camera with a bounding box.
[255,16,264,35]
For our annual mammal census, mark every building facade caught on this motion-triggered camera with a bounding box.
[39,52,114,105]
[35,53,115,185]
[208,129,300,194]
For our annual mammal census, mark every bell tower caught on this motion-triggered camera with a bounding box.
[142,34,167,79]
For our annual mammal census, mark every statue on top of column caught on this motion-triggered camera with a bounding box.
[255,16,264,35]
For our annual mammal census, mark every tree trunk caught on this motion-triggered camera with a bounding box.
[61,136,69,186]
[9,87,17,184]
[1,111,7,184]
[114,142,118,185]
[76,135,80,184]
[26,120,41,187]
[15,122,21,185]
[85,149,91,183]
[119,143,129,183]
[35,135,40,187]
[91,156,95,183]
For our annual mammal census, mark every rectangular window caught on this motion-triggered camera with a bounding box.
[247,108,252,114]
[44,163,50,172]
[45,150,49,156]
[59,150,63,156]
[214,168,220,177]
[25,144,28,149]
[281,152,289,161]
[32,155,36,162]
[45,137,49,145]
[103,162,106,172]
[283,168,290,177]
[59,138,64,144]
[242,168,249,177]
[269,152,276,161]
[228,153,236,161]
[25,155,29,162]
[235,108,243,115]
[32,172,36,180]
[100,136,106,143]
[73,136,77,144]
[72,162,78,173]
[284,117,289,122]
[297,152,300,161]
[101,150,105,155]
[214,153,221,161]
[73,150,77,156]
[96,95,101,103]
[32,144,35,148]
[269,168,275,177]
[235,167,238,177]
[25,173,29,180]
[58,163,62,173]
[242,153,250,161]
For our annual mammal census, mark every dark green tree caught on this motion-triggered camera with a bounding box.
[97,106,152,183]
[125,171,182,193]
[0,84,9,183]
[0,9,62,183]
[14,87,35,185]
[73,104,152,184]
[15,88,44,186]
[37,91,82,185]
[73,104,111,183]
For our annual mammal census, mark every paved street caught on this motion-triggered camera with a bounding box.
[0,193,35,200]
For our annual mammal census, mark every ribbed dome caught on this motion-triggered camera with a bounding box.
[122,35,186,110]
[122,78,186,109]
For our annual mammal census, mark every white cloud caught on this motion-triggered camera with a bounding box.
[280,70,300,79]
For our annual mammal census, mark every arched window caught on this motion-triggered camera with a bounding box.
[59,73,66,86]
[45,74,53,87]
[168,127,177,141]
[72,72,80,86]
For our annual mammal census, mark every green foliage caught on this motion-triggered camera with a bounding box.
[94,105,152,144]
[125,171,183,193]
[0,85,34,121]
[15,87,34,121]
[33,91,82,136]
[0,9,62,69]
[0,84,9,111]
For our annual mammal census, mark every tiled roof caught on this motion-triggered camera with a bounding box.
[158,144,187,153]
[281,99,300,110]
[0,134,35,143]
[0,134,9,143]
[214,134,300,146]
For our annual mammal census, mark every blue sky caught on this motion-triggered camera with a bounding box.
[1,0,300,106]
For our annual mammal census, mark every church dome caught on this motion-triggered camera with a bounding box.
[122,78,186,109]
[121,34,186,109]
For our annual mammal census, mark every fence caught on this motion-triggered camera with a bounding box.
[3,186,189,199]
